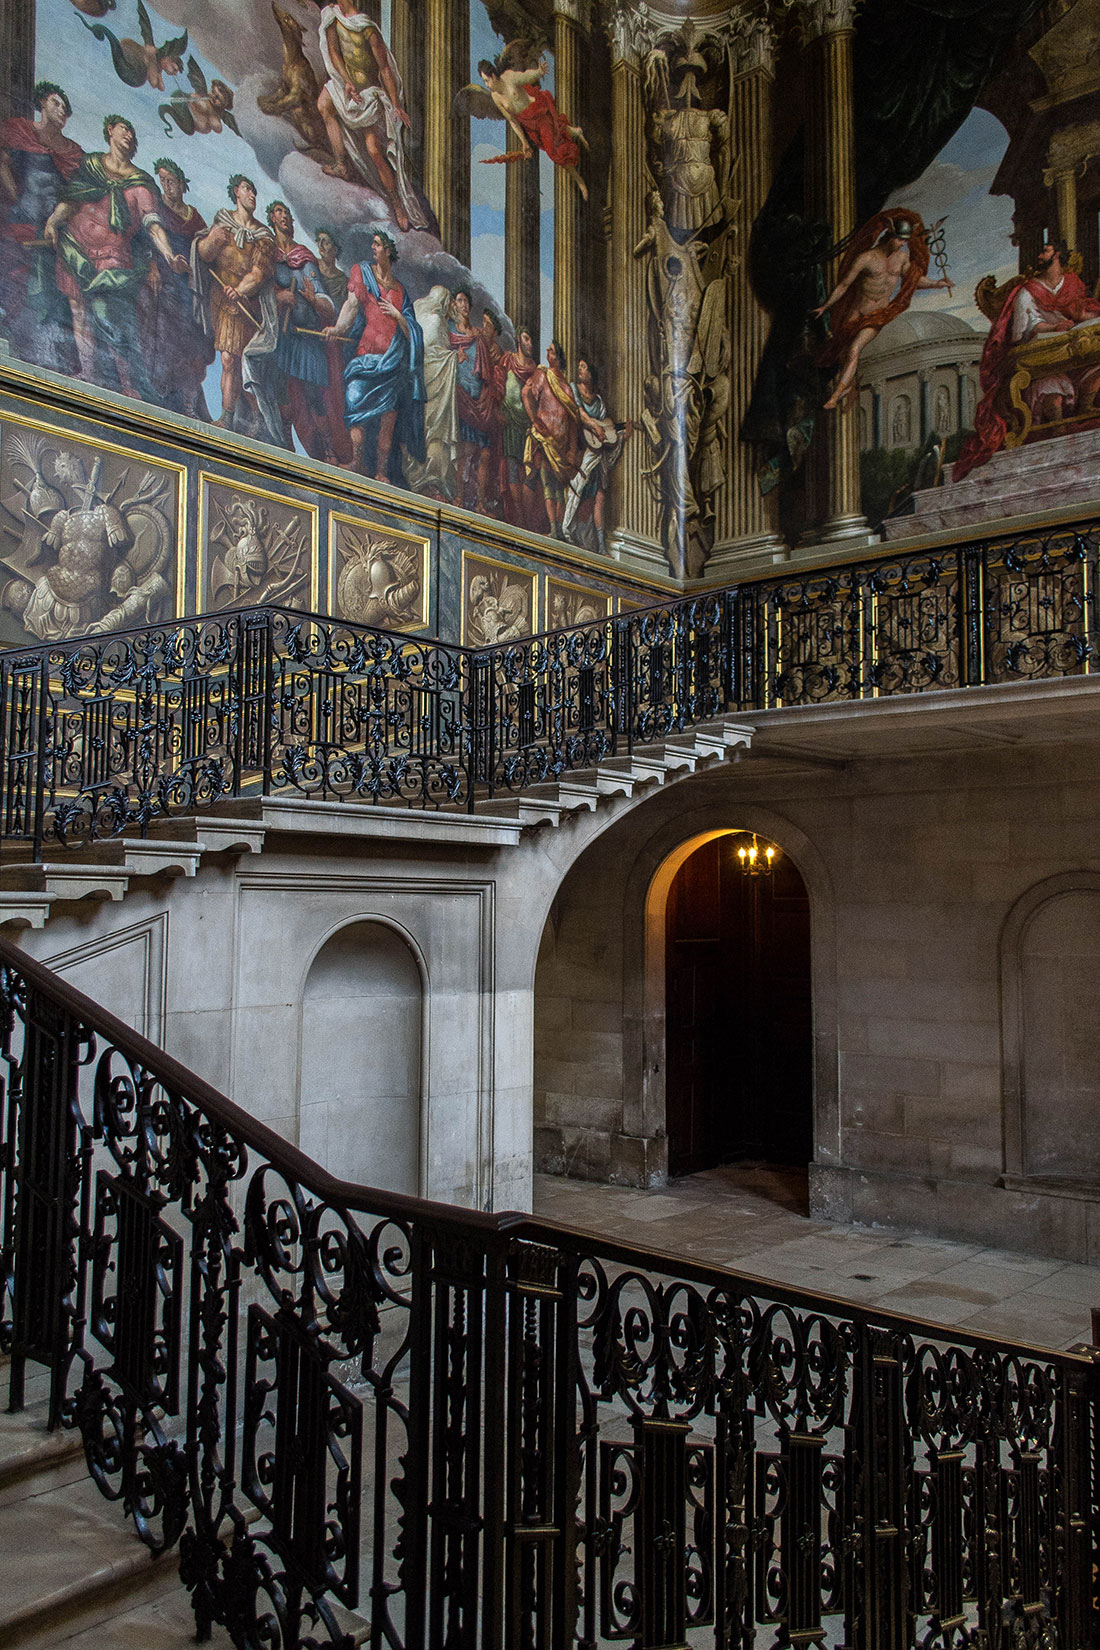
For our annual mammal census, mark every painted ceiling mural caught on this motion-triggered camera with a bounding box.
[0,0,1096,605]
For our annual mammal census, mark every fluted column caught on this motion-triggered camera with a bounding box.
[505,126,542,354]
[424,0,469,263]
[552,0,587,375]
[390,0,425,180]
[0,0,34,119]
[709,10,784,571]
[607,3,661,558]
[801,0,870,545]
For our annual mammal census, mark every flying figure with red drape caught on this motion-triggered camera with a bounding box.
[454,41,589,202]
[812,208,953,410]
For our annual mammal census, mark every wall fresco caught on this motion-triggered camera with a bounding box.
[1,0,1092,588]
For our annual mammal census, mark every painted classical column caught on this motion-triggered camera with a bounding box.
[708,9,785,574]
[0,0,34,120]
[606,2,662,562]
[505,125,541,351]
[801,0,871,546]
[871,385,884,448]
[390,0,425,179]
[552,0,588,376]
[1050,166,1079,252]
[424,0,470,264]
[918,368,933,443]
[956,365,968,432]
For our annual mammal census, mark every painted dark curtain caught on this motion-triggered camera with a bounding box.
[742,0,1042,463]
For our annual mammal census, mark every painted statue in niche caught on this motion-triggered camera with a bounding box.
[332,516,427,631]
[636,24,737,578]
[0,428,177,643]
[457,40,589,201]
[202,479,312,610]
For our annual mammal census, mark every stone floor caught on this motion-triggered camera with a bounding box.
[533,1165,1100,1352]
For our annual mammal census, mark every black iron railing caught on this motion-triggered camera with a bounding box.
[2,517,1098,856]
[1,936,1097,1650]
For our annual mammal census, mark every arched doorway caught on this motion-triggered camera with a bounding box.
[665,831,812,1177]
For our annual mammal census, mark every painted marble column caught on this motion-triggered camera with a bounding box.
[390,0,425,179]
[552,0,588,378]
[424,0,470,264]
[606,2,661,560]
[918,368,933,443]
[709,9,785,572]
[956,366,968,431]
[801,0,870,545]
[505,125,542,353]
[872,385,884,448]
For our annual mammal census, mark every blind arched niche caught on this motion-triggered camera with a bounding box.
[1002,875,1100,1184]
[299,919,424,1196]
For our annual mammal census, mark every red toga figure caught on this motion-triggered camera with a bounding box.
[954,240,1100,480]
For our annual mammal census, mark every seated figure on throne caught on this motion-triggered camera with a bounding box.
[954,240,1100,481]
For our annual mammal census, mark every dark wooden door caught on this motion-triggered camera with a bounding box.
[665,834,812,1176]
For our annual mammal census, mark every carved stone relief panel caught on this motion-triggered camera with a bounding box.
[198,474,316,613]
[546,578,609,631]
[460,551,535,646]
[0,417,183,647]
[329,513,430,633]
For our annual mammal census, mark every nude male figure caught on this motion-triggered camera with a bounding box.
[812,218,952,410]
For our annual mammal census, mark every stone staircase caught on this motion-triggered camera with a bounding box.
[0,1361,227,1649]
[0,718,754,935]
[881,422,1100,539]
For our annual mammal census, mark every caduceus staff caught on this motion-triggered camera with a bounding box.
[928,216,952,290]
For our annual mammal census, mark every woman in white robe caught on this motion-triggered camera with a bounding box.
[406,285,459,499]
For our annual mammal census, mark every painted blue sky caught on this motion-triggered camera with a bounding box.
[886,107,1016,334]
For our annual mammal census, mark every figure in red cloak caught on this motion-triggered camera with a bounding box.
[954,240,1100,481]
[455,43,589,202]
[812,208,952,410]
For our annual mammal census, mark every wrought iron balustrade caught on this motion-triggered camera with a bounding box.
[2,936,1098,1650]
[1,517,1097,857]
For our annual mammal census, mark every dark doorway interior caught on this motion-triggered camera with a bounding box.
[665,833,812,1178]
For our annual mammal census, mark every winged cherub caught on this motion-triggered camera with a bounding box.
[159,59,241,138]
[457,40,589,201]
[78,0,188,91]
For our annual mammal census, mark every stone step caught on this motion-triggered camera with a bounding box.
[0,1431,177,1647]
[944,421,1100,486]
[883,474,1099,541]
[2,862,132,902]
